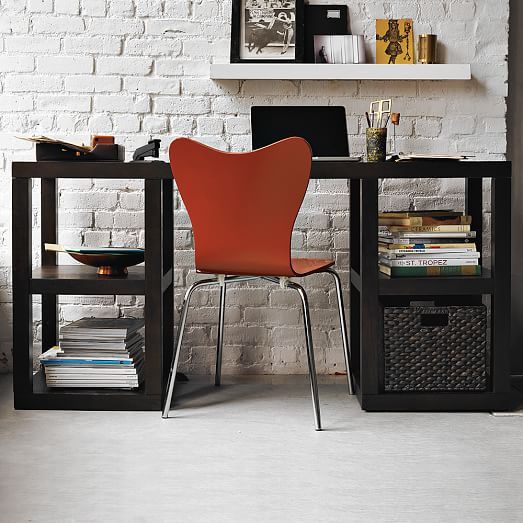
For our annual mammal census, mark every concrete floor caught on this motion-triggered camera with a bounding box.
[1,374,523,523]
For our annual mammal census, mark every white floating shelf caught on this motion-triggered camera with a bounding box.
[210,63,471,81]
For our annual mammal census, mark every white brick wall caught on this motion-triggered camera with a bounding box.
[0,0,509,375]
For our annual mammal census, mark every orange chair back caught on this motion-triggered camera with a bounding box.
[169,137,312,277]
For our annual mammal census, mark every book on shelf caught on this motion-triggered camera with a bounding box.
[40,317,145,389]
[379,257,479,268]
[379,215,472,226]
[379,224,471,233]
[380,252,480,261]
[377,209,481,278]
[379,231,477,240]
[379,243,477,253]
[379,264,482,277]
[379,210,463,218]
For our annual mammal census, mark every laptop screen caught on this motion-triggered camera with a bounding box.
[251,106,349,157]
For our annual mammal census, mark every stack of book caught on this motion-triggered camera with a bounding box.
[39,318,145,389]
[378,210,480,278]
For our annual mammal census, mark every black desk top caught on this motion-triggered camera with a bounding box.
[12,159,511,180]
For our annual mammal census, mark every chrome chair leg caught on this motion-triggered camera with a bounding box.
[324,268,354,395]
[288,281,322,431]
[215,280,226,386]
[162,278,218,419]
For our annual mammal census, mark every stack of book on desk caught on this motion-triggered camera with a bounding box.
[378,211,481,278]
[39,318,145,389]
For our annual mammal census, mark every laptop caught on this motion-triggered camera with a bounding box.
[251,106,360,161]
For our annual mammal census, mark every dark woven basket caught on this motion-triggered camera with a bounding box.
[383,305,488,392]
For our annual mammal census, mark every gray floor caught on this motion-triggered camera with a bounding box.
[1,374,523,523]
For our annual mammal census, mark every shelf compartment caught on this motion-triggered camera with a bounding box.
[210,63,472,81]
[31,265,146,295]
[350,268,494,295]
[15,370,161,411]
[360,391,516,412]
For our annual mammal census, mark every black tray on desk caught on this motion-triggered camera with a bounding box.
[36,143,125,162]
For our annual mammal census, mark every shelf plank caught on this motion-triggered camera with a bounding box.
[378,268,494,295]
[351,268,494,295]
[31,265,146,295]
[16,371,161,411]
[210,63,472,81]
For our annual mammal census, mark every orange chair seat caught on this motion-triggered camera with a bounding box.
[291,258,334,276]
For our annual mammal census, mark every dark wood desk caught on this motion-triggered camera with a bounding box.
[12,160,513,411]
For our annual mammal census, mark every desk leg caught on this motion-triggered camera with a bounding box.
[349,179,361,388]
[12,178,33,404]
[41,178,57,353]
[145,179,164,401]
[162,178,174,395]
[359,179,380,396]
[491,176,511,394]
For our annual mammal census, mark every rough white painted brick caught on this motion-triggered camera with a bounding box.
[142,116,168,133]
[97,56,153,75]
[6,36,60,53]
[63,37,122,55]
[145,19,201,36]
[135,0,162,17]
[93,95,150,113]
[108,0,134,16]
[155,96,210,115]
[55,0,80,15]
[60,191,118,210]
[0,56,34,73]
[32,15,85,33]
[27,0,53,13]
[484,117,507,134]
[5,75,62,92]
[110,115,140,133]
[37,95,91,112]
[84,230,111,246]
[65,75,121,93]
[225,117,250,135]
[125,38,182,56]
[82,0,107,16]
[197,117,223,135]
[155,59,183,76]
[37,56,94,74]
[170,117,194,134]
[89,18,144,36]
[164,0,190,17]
[124,77,180,95]
[88,114,113,132]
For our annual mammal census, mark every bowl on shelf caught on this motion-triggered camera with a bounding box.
[67,251,145,277]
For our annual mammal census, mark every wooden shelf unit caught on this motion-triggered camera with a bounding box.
[210,63,472,81]
[347,163,514,411]
[12,162,175,411]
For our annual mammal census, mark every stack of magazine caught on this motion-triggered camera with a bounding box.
[378,210,480,278]
[39,318,145,389]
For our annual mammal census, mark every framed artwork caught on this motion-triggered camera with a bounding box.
[376,19,414,64]
[230,0,304,63]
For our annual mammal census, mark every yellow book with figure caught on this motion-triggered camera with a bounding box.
[376,19,415,65]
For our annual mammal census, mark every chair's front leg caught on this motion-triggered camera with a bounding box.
[162,278,218,419]
[287,281,322,431]
[323,268,354,395]
[215,279,226,386]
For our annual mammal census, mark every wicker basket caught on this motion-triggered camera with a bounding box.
[383,305,488,392]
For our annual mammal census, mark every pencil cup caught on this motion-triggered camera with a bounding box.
[366,128,388,162]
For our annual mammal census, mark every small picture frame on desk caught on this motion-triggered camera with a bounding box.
[230,0,304,63]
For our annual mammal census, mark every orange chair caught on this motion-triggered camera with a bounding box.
[162,137,353,430]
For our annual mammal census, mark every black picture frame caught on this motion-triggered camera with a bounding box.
[230,0,304,63]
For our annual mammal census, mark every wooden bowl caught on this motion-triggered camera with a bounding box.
[68,252,145,277]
